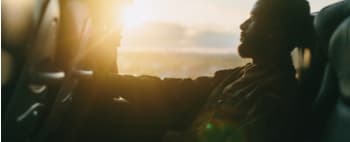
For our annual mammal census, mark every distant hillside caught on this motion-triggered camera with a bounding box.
[118,48,250,78]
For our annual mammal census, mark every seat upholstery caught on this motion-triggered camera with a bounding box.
[322,15,350,142]
[311,1,350,142]
[314,1,350,55]
[299,1,348,110]
[4,0,61,141]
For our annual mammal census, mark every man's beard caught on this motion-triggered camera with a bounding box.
[238,43,249,58]
[238,41,258,58]
[238,38,269,59]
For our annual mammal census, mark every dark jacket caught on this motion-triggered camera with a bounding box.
[70,62,299,142]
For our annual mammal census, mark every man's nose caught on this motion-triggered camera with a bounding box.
[240,19,250,31]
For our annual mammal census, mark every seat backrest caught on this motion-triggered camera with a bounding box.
[322,15,350,142]
[312,1,350,142]
[299,1,348,110]
[4,0,63,141]
[55,0,91,71]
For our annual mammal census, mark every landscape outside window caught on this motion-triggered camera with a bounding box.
[118,0,340,78]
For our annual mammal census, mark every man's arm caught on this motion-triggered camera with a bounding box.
[94,69,236,130]
[101,74,214,130]
[72,69,237,135]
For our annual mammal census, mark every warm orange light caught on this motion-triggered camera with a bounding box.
[2,0,34,45]
[121,1,149,32]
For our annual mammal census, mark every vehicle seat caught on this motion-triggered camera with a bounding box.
[311,1,350,142]
[300,1,349,107]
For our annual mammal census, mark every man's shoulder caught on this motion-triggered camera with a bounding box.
[213,64,248,80]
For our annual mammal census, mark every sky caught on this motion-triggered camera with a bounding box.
[120,0,341,52]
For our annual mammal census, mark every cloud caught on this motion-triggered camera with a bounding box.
[122,22,188,48]
[121,22,239,49]
[190,30,238,48]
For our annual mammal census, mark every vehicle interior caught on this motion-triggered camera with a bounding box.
[2,0,349,142]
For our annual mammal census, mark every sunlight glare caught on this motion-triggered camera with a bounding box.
[122,1,149,32]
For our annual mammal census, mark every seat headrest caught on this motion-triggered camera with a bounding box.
[314,1,350,58]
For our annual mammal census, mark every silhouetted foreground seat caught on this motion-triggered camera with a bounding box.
[311,1,350,142]
[4,0,63,141]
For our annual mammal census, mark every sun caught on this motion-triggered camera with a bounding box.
[121,2,149,32]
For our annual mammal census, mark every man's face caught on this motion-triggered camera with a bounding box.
[238,2,287,58]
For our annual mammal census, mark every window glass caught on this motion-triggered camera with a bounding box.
[119,0,341,78]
